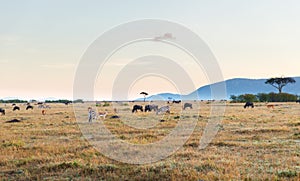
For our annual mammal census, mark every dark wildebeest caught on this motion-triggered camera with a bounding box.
[172,100,181,104]
[244,102,254,108]
[26,105,34,110]
[183,103,193,110]
[0,108,5,115]
[13,106,20,111]
[296,100,300,103]
[145,104,158,112]
[156,106,170,115]
[64,101,72,105]
[132,105,143,113]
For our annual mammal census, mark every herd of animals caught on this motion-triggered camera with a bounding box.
[131,102,193,114]
[0,102,51,116]
[1,100,300,117]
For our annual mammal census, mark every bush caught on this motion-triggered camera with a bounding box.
[230,94,258,103]
[257,93,269,102]
[103,102,110,107]
[268,92,297,102]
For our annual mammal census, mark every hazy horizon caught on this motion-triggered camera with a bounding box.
[1,1,300,100]
[1,76,300,101]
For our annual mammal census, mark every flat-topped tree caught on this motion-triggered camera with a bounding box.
[140,92,148,102]
[265,77,296,93]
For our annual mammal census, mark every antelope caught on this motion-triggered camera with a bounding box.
[98,111,108,120]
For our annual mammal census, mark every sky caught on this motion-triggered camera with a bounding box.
[1,0,300,100]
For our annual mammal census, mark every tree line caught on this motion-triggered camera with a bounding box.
[230,92,298,103]
[230,76,298,103]
[0,99,28,103]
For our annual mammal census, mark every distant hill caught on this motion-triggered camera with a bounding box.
[188,77,300,100]
[139,77,300,101]
[136,93,181,101]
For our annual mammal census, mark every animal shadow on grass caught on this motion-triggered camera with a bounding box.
[5,119,21,123]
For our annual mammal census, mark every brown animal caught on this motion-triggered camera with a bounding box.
[98,111,107,119]
[267,105,274,109]
[42,110,46,115]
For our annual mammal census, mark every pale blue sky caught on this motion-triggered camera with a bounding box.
[1,0,300,100]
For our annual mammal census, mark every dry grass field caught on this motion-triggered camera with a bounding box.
[0,101,299,180]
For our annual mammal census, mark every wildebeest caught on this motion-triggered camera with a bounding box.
[26,105,34,110]
[244,102,254,108]
[296,100,300,103]
[183,103,193,110]
[156,106,170,115]
[172,100,181,104]
[132,105,143,113]
[13,106,20,111]
[0,108,5,115]
[64,101,72,105]
[145,104,158,112]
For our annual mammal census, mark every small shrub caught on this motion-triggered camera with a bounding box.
[103,102,110,107]
[276,170,297,178]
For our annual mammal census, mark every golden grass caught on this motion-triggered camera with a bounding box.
[0,102,299,180]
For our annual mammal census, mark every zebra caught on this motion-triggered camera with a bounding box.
[156,106,170,115]
[88,107,97,122]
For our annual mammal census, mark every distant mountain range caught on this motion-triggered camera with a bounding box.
[2,77,300,101]
[141,77,300,101]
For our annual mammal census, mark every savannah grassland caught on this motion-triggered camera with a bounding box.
[0,101,299,180]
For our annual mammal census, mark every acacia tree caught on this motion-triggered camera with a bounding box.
[265,77,296,93]
[140,92,148,102]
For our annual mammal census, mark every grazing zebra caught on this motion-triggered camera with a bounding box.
[156,106,170,115]
[44,105,51,109]
[38,104,50,109]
